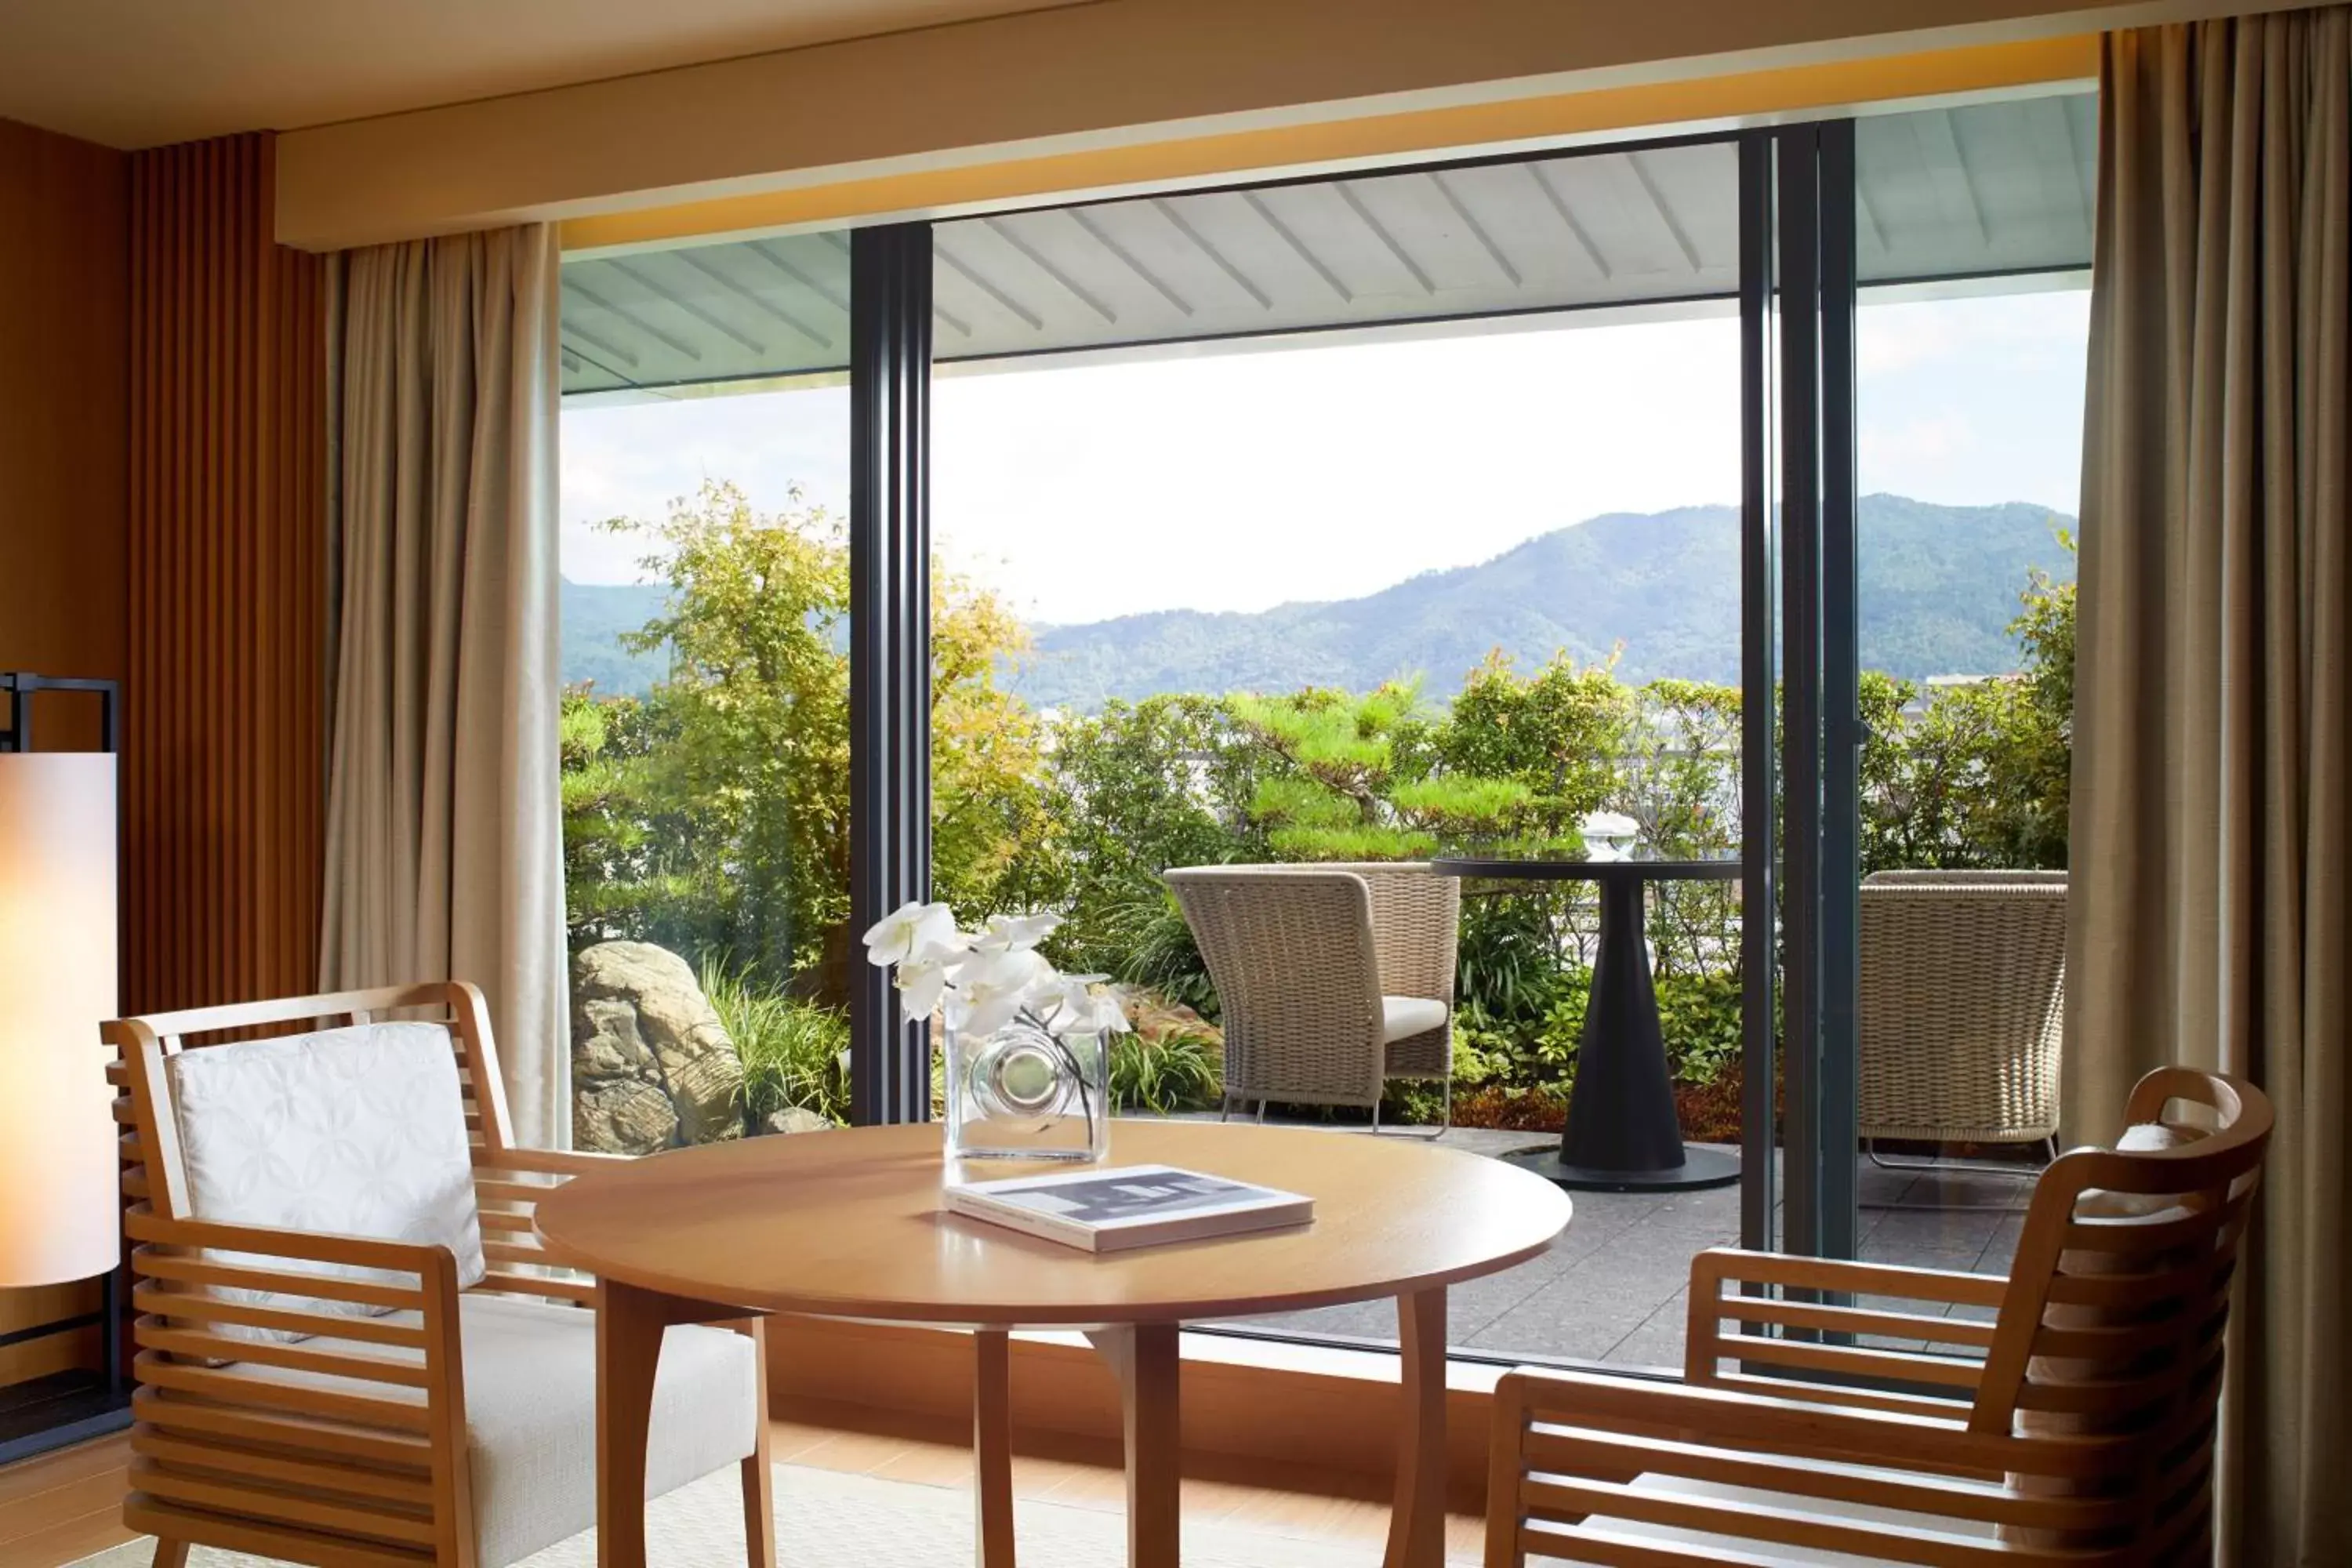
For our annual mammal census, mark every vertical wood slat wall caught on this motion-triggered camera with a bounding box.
[125,132,328,1015]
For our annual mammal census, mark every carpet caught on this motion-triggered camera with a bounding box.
[72,1461,1406,1566]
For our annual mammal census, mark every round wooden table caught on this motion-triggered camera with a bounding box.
[535,1120,1571,1568]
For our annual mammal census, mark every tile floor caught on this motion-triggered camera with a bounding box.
[1214,1125,2031,1370]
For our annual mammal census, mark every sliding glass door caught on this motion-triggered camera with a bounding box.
[550,85,2094,1370]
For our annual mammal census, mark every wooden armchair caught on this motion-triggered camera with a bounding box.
[1165,862,1460,1132]
[107,982,773,1568]
[1484,1068,2270,1566]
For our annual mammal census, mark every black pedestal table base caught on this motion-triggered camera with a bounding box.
[1432,853,1744,1193]
[1498,1143,1742,1193]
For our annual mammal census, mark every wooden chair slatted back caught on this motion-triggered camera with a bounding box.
[1961,1067,2267,1566]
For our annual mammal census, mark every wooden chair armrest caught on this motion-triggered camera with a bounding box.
[125,1206,467,1419]
[1689,1247,2009,1308]
[1498,1365,2055,1477]
[127,1205,459,1277]
[476,1147,633,1178]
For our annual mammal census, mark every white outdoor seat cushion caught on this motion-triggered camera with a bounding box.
[165,1022,487,1343]
[209,1292,759,1568]
[1380,996,1449,1043]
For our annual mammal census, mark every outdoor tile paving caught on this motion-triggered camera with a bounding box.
[1207,1122,2030,1370]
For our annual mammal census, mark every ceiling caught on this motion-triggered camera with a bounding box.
[560,94,2096,398]
[0,0,1084,149]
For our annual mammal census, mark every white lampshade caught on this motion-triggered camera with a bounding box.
[0,753,120,1287]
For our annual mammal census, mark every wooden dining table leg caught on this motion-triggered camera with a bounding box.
[597,1279,667,1568]
[973,1329,1018,1568]
[1087,1323,1181,1568]
[596,1279,738,1568]
[1384,1286,1449,1568]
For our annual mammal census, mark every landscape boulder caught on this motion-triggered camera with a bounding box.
[1115,986,1223,1050]
[572,941,744,1153]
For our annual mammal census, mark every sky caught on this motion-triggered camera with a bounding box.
[559,288,2092,626]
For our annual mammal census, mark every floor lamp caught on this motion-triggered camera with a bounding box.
[0,673,131,1461]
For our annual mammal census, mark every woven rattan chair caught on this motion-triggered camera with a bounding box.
[1860,869,2068,1176]
[1485,1067,2271,1566]
[1164,862,1459,1134]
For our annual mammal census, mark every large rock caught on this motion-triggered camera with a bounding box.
[572,942,744,1152]
[1113,985,1223,1050]
[574,1077,678,1156]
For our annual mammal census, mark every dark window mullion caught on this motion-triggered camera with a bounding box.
[848,223,936,1126]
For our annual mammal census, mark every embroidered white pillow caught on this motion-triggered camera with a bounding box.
[167,1022,486,1344]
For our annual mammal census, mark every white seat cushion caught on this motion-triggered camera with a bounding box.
[211,1292,759,1568]
[1379,996,1448,1044]
[166,1022,486,1342]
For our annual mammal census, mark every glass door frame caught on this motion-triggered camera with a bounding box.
[1767,118,1863,1264]
[842,118,1870,1287]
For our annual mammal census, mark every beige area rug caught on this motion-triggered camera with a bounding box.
[72,1461,1410,1567]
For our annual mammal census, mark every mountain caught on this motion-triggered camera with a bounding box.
[1011,495,2076,708]
[561,578,669,696]
[560,495,2078,705]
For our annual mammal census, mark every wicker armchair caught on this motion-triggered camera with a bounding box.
[1164,862,1459,1133]
[1859,869,2068,1160]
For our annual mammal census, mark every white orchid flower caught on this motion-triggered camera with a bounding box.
[1028,973,1091,1029]
[946,949,1047,1038]
[1085,991,1133,1036]
[1025,972,1130,1038]
[971,911,1062,954]
[861,901,964,967]
[1581,811,1640,840]
[894,955,953,1022]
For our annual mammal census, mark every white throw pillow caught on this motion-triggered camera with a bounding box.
[166,1022,487,1344]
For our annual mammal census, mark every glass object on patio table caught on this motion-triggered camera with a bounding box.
[946,1015,1111,1162]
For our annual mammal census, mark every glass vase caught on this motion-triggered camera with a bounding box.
[943,1014,1109,1163]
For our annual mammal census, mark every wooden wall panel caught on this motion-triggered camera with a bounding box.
[0,116,128,737]
[0,114,129,1388]
[125,132,327,1016]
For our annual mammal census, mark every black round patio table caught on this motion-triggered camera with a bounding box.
[1432,851,1743,1192]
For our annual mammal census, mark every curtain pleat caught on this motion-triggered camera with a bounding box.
[2071,13,2350,1565]
[321,225,568,1149]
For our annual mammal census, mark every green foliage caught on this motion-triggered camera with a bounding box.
[1454,893,1570,1030]
[1654,970,1743,1087]
[1091,884,1221,1022]
[1232,677,1580,861]
[1858,534,2074,873]
[561,481,1050,1002]
[699,957,849,1128]
[562,479,2080,1127]
[1033,694,1263,982]
[1109,1031,1222,1115]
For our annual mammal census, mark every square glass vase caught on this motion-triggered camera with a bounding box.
[944,1017,1109,1163]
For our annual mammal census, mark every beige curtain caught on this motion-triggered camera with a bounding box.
[2070,13,2348,1565]
[321,225,568,1149]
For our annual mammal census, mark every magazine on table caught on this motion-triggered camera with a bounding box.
[944,1164,1313,1253]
